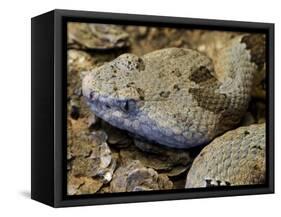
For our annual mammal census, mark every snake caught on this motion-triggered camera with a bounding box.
[185,123,266,187]
[82,34,265,149]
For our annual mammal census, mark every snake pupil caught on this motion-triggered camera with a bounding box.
[124,101,129,111]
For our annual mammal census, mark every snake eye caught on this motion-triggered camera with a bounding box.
[120,100,136,113]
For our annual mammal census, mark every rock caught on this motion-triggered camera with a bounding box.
[120,147,169,171]
[162,165,190,177]
[68,49,95,74]
[101,121,133,148]
[110,160,173,192]
[78,97,93,118]
[87,113,101,130]
[97,186,111,194]
[125,26,148,39]
[71,134,115,181]
[68,23,130,50]
[67,173,103,195]
[157,174,174,190]
[68,118,106,156]
[185,124,266,188]
[189,31,240,61]
[67,120,97,158]
[68,123,117,184]
[67,50,95,128]
[68,96,102,132]
[119,140,192,174]
[67,50,96,97]
[125,26,192,56]
[97,152,119,184]
[134,140,192,165]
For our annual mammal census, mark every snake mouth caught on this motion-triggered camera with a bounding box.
[86,91,118,114]
[85,90,140,121]
[85,91,208,149]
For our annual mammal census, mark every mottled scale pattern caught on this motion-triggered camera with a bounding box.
[82,35,263,149]
[185,124,265,188]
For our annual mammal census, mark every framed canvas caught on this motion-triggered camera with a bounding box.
[31,9,274,207]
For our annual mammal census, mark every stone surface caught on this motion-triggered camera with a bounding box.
[134,140,192,165]
[102,121,133,148]
[68,23,130,50]
[67,119,96,158]
[70,130,117,183]
[120,141,192,172]
[110,160,173,192]
[67,50,96,97]
[67,173,103,195]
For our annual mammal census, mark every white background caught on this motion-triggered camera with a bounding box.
[0,0,279,215]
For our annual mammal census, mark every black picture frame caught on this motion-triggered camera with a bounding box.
[31,9,274,207]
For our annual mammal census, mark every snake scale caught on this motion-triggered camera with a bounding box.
[82,34,265,149]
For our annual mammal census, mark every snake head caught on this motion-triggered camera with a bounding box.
[82,54,146,122]
[82,53,145,101]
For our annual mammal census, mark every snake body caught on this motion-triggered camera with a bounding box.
[82,34,265,149]
[185,123,265,187]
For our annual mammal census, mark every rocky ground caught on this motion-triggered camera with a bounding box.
[66,23,266,195]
